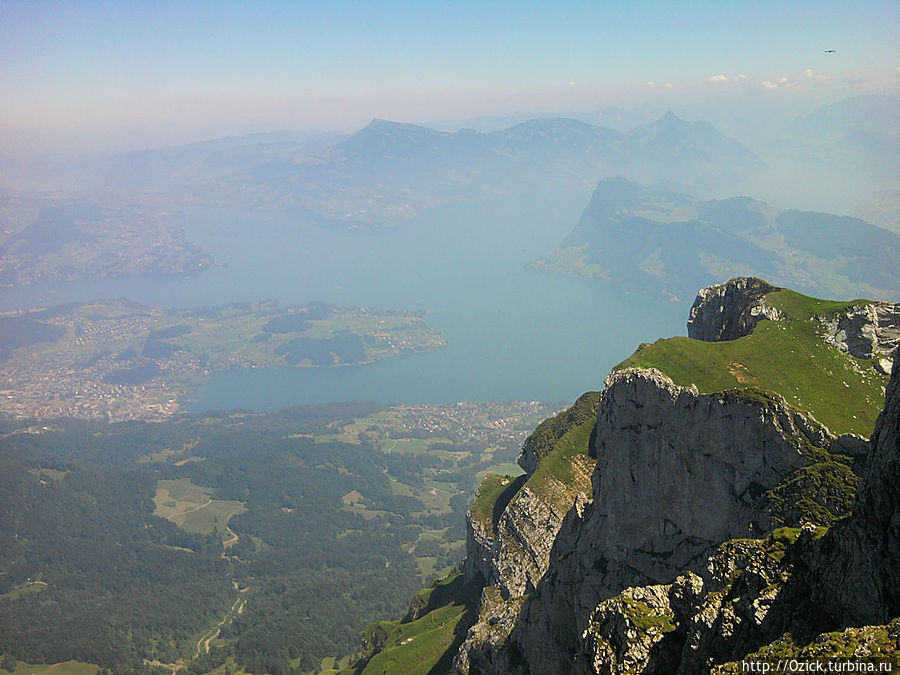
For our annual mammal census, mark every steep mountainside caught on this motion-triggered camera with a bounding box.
[437,278,898,673]
[534,177,900,302]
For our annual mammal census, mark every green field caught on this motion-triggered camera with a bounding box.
[3,659,98,674]
[153,478,247,536]
[0,581,47,602]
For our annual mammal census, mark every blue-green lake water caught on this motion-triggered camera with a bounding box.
[0,194,689,410]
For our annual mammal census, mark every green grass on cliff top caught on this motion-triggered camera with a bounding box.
[470,474,519,534]
[471,406,598,529]
[616,289,888,436]
[526,418,596,513]
[765,288,868,321]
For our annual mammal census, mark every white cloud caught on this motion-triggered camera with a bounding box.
[664,82,673,88]
[761,80,778,89]
[647,81,657,87]
[779,76,789,83]
[568,80,576,87]
[708,74,730,83]
[735,74,748,81]
[805,68,814,78]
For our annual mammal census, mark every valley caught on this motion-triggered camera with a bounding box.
[0,396,560,673]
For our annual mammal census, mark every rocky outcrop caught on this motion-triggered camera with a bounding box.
[465,485,571,599]
[457,484,574,675]
[687,277,782,341]
[819,302,900,363]
[473,368,833,673]
[580,581,687,674]
[456,397,600,673]
[558,359,897,673]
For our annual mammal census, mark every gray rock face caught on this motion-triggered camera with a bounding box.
[491,368,830,673]
[687,277,782,341]
[456,360,898,674]
[811,356,900,625]
[464,483,572,598]
[458,468,594,672]
[574,535,804,675]
[819,303,900,359]
[580,582,683,675]
[452,586,525,675]
[559,361,898,673]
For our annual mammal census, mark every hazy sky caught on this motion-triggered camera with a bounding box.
[1,0,898,150]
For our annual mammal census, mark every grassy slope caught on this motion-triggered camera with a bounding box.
[360,573,469,675]
[470,474,516,533]
[616,289,888,436]
[470,394,600,532]
[524,418,596,513]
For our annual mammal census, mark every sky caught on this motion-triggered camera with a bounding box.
[1,0,898,151]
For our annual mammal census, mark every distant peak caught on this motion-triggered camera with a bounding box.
[655,111,689,128]
[358,118,438,135]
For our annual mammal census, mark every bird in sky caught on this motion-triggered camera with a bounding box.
[824,49,837,53]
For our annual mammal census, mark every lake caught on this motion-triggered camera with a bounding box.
[0,192,689,410]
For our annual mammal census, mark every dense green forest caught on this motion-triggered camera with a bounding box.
[0,400,526,673]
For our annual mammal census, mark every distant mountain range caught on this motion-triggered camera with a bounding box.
[750,94,900,231]
[533,177,900,302]
[78,112,763,229]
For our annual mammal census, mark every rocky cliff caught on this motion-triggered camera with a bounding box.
[457,393,601,670]
[819,302,900,374]
[478,369,841,674]
[687,277,782,341]
[564,356,900,675]
[451,278,897,674]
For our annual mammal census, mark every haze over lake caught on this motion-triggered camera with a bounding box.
[0,192,687,410]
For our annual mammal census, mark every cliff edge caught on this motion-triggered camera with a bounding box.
[452,278,897,673]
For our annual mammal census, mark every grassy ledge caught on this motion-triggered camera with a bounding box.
[470,474,522,535]
[359,573,470,675]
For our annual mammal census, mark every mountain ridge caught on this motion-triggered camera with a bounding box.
[536,177,900,302]
[448,279,897,673]
[358,278,898,674]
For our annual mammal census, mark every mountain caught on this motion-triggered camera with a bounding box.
[621,111,764,191]
[359,278,899,673]
[38,114,762,229]
[74,130,347,196]
[534,177,900,302]
[786,94,900,141]
[747,94,900,233]
[233,113,762,228]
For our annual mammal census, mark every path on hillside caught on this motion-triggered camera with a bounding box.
[196,588,249,657]
[175,498,213,518]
